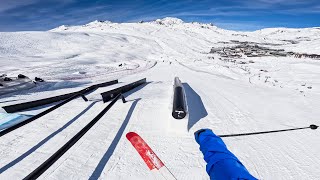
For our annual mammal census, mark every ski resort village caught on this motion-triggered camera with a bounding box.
[0,17,320,179]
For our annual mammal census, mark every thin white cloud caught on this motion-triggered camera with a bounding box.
[0,0,39,12]
[170,11,250,17]
[278,6,320,14]
[0,0,74,13]
[255,0,309,5]
[214,21,267,31]
[236,0,317,10]
[175,1,320,17]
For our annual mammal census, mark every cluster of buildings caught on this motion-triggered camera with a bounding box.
[210,41,320,60]
[294,53,320,59]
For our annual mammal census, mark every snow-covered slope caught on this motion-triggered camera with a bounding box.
[0,18,319,180]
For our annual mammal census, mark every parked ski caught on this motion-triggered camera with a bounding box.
[126,132,177,180]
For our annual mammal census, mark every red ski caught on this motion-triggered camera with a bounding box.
[126,132,177,180]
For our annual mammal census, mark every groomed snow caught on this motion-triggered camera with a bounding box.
[0,18,319,179]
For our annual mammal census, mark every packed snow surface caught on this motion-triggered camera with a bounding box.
[0,18,319,179]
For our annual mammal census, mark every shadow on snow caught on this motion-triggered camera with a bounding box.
[0,100,99,173]
[89,98,140,179]
[182,83,208,131]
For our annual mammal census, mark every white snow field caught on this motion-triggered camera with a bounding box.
[0,17,320,179]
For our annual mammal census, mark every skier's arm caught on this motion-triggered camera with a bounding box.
[194,129,257,180]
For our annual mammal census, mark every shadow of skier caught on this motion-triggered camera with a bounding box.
[89,98,141,180]
[0,100,99,173]
[182,83,208,131]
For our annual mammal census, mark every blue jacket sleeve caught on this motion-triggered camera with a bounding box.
[195,129,257,180]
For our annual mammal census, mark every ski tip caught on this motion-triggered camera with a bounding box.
[310,124,318,130]
[126,132,139,140]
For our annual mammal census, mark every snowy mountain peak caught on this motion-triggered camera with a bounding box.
[51,20,113,31]
[85,20,112,26]
[82,20,113,28]
[153,17,184,26]
[54,25,69,31]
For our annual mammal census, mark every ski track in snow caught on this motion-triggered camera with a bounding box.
[0,18,320,179]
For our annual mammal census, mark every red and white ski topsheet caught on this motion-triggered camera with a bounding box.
[126,132,177,180]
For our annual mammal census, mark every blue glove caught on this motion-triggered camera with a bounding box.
[194,129,257,180]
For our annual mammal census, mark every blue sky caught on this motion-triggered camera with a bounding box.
[0,0,319,31]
